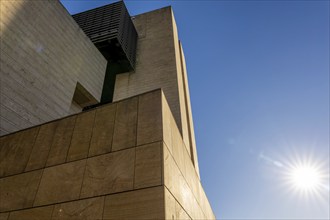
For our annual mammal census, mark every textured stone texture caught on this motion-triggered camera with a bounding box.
[134,142,162,189]
[8,206,54,220]
[0,170,42,212]
[165,187,191,220]
[112,6,200,178]
[137,90,162,146]
[113,7,181,134]
[81,148,135,198]
[34,160,86,206]
[67,111,95,162]
[0,126,39,177]
[172,121,186,178]
[46,115,76,167]
[103,186,165,220]
[164,144,215,220]
[112,97,138,151]
[52,197,104,220]
[178,42,200,178]
[0,2,215,217]
[25,122,57,171]
[89,104,116,157]
[162,94,173,154]
[0,0,107,135]
[0,213,9,220]
[0,90,215,219]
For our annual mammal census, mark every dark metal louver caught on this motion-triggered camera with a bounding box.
[72,1,137,72]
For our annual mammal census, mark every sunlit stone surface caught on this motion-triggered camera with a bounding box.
[0,0,215,218]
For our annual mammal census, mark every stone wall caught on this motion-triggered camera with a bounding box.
[0,0,107,135]
[0,90,215,219]
[113,6,200,177]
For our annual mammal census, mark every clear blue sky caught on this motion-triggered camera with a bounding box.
[61,1,329,219]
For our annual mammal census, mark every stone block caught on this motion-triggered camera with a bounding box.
[46,116,76,167]
[184,147,199,202]
[172,122,186,178]
[103,186,164,219]
[0,170,42,212]
[8,205,54,220]
[52,197,104,220]
[34,160,86,206]
[81,148,134,198]
[165,187,191,220]
[89,104,116,157]
[112,97,138,151]
[164,186,176,220]
[176,200,191,220]
[67,111,95,162]
[0,213,9,220]
[25,122,58,171]
[164,146,196,218]
[0,127,39,177]
[162,95,172,153]
[134,142,162,189]
[137,90,162,146]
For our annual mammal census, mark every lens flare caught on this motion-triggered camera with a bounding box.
[289,165,321,191]
[280,150,329,200]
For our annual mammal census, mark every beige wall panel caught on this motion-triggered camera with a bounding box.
[25,122,58,171]
[137,90,162,146]
[112,97,138,151]
[164,146,213,219]
[67,111,95,162]
[172,119,186,178]
[134,142,162,189]
[165,186,177,220]
[175,199,192,220]
[52,197,104,220]
[0,127,39,177]
[164,146,194,217]
[165,187,191,220]
[184,147,200,206]
[111,5,201,178]
[179,42,200,178]
[0,81,214,218]
[89,104,116,157]
[0,170,42,212]
[34,160,86,206]
[113,7,183,134]
[162,94,173,154]
[170,11,191,157]
[103,186,165,219]
[8,206,54,220]
[46,116,76,167]
[80,148,135,198]
[0,213,9,220]
[0,0,107,135]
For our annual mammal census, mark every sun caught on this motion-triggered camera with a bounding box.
[277,148,329,210]
[289,165,321,191]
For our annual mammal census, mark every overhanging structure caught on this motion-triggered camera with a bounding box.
[73,1,138,103]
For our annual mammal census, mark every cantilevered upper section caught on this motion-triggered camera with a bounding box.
[73,1,138,72]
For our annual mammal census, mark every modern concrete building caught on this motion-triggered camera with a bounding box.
[0,1,215,219]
